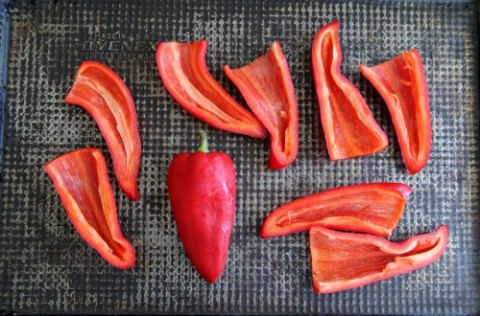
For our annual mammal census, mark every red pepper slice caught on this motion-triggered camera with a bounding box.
[312,21,388,160]
[309,225,448,294]
[65,61,142,201]
[167,131,235,283]
[261,183,411,238]
[224,41,299,169]
[156,40,266,139]
[44,148,136,269]
[359,49,432,174]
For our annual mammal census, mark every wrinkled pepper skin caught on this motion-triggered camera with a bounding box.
[310,225,448,294]
[359,49,432,174]
[312,21,388,160]
[44,148,136,269]
[224,41,299,169]
[65,61,142,201]
[261,182,411,238]
[167,132,236,283]
[156,40,267,139]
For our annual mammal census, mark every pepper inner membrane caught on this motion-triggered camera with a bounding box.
[275,191,405,230]
[320,31,384,157]
[227,46,290,153]
[73,66,134,172]
[57,150,128,258]
[369,53,420,159]
[311,229,442,283]
[165,42,259,127]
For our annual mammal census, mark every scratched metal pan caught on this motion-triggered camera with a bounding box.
[0,0,478,314]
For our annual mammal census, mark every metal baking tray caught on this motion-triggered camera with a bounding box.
[0,0,478,314]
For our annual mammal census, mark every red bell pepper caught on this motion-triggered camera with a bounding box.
[156,40,266,139]
[309,225,448,294]
[167,131,235,283]
[312,21,388,160]
[261,182,411,238]
[44,148,136,269]
[359,49,432,174]
[65,61,142,201]
[224,41,299,169]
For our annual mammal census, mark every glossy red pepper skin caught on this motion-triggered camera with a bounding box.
[224,41,299,169]
[310,225,448,294]
[156,40,266,139]
[360,49,432,174]
[167,132,236,283]
[312,21,388,160]
[261,183,411,238]
[65,61,142,201]
[44,148,136,269]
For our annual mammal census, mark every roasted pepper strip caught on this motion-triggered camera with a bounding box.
[44,148,136,269]
[156,40,266,139]
[168,131,235,283]
[359,49,432,174]
[312,21,388,160]
[224,41,299,169]
[261,183,412,238]
[65,61,141,201]
[310,225,448,294]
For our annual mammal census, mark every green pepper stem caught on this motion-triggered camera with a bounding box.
[197,130,209,153]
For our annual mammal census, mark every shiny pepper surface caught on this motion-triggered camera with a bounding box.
[167,131,236,283]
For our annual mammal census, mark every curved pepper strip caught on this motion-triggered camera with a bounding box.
[44,148,136,269]
[224,41,299,169]
[261,183,412,238]
[65,61,141,201]
[156,40,266,139]
[310,225,448,294]
[359,49,432,174]
[312,21,388,160]
[168,131,235,283]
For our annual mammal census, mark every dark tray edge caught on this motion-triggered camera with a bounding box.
[0,0,479,315]
[0,1,10,182]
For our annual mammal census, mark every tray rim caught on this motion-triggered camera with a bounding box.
[0,0,479,315]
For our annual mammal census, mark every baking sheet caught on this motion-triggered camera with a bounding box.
[0,0,479,314]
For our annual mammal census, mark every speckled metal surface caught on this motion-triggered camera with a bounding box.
[0,0,479,314]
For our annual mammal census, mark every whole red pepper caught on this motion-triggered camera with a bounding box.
[44,148,136,269]
[65,61,142,201]
[360,49,432,174]
[312,21,388,160]
[167,131,236,283]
